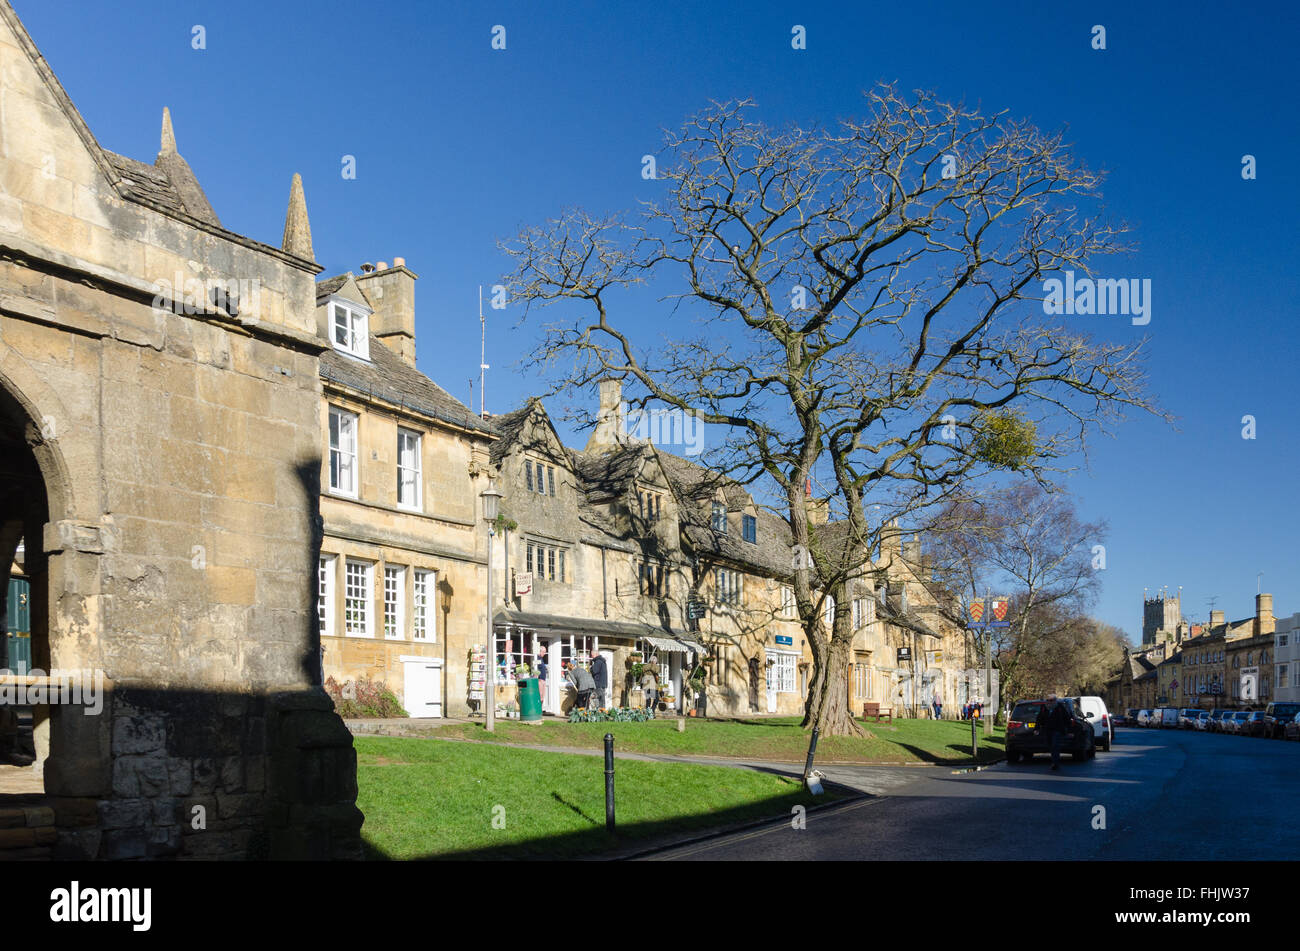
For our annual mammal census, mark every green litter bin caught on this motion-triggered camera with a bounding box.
[518,677,542,723]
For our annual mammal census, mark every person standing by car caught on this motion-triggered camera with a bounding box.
[1035,693,1072,771]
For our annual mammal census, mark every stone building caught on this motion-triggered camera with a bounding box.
[0,2,359,858]
[312,266,495,718]
[486,384,812,718]
[1108,590,1282,714]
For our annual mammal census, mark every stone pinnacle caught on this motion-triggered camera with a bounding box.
[282,173,315,260]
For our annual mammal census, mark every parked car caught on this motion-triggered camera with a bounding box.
[1135,709,1154,728]
[1207,708,1230,732]
[1068,695,1113,750]
[1223,711,1251,735]
[1284,712,1300,742]
[1005,698,1097,764]
[1263,702,1300,739]
[1178,708,1200,729]
[1193,711,1211,730]
[1242,711,1270,738]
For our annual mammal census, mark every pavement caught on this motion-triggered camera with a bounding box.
[642,726,1300,860]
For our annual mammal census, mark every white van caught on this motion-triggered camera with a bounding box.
[1068,695,1113,751]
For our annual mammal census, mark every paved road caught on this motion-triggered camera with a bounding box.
[646,727,1300,860]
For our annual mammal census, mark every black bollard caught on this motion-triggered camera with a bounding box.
[604,733,615,833]
[803,726,820,781]
[971,716,978,759]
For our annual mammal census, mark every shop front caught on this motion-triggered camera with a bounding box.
[489,610,700,716]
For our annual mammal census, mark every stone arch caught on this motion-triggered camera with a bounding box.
[0,372,57,778]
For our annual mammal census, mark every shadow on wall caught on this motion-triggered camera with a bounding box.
[0,682,365,861]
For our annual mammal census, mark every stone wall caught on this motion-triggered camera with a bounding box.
[0,0,362,858]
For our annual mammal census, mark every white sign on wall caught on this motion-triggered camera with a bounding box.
[1241,667,1258,702]
[515,572,533,596]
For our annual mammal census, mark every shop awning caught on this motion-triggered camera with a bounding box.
[492,609,694,647]
[641,634,692,654]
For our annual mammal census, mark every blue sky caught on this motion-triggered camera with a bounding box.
[16,0,1298,641]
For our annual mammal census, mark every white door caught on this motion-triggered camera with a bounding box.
[600,649,615,706]
[403,659,442,718]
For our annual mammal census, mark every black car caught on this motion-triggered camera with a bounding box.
[1263,702,1300,739]
[1005,698,1096,764]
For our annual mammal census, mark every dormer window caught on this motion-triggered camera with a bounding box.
[711,501,727,533]
[742,514,756,543]
[331,301,370,359]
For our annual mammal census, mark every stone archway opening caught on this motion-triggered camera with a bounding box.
[0,381,53,796]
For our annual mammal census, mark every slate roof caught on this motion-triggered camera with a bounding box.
[487,403,543,467]
[103,151,188,217]
[319,333,494,435]
[316,274,351,303]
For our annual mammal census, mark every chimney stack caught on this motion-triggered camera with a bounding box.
[585,378,628,451]
[1256,593,1275,637]
[1210,609,1225,628]
[355,259,418,367]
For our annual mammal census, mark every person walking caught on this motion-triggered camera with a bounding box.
[641,658,660,711]
[1034,693,1072,771]
[932,690,943,721]
[590,651,608,709]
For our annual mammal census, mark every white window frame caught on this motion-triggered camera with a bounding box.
[318,555,336,637]
[344,559,373,637]
[383,565,406,640]
[328,406,359,498]
[413,569,435,642]
[330,299,371,359]
[769,650,797,693]
[397,428,422,511]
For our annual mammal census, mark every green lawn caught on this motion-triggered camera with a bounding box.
[427,716,1005,765]
[356,735,836,860]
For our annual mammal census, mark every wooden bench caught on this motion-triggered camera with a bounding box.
[862,702,893,723]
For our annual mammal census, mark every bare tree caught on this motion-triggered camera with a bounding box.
[927,483,1109,705]
[502,85,1164,736]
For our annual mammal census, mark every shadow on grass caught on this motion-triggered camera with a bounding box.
[551,791,601,825]
[361,786,840,861]
[891,741,1003,766]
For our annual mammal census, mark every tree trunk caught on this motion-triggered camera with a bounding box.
[808,635,867,737]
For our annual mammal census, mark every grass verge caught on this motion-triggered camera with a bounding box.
[426,716,1005,765]
[356,735,839,860]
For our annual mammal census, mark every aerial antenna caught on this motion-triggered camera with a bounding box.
[1206,595,1219,616]
[1257,572,1263,594]
[479,285,488,417]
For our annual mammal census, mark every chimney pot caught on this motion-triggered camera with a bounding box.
[361,262,375,273]
[394,256,406,268]
[376,261,389,271]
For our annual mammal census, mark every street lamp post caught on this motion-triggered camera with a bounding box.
[481,482,503,733]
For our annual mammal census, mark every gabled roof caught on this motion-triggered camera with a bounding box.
[489,400,569,468]
[316,274,353,303]
[0,2,317,270]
